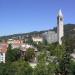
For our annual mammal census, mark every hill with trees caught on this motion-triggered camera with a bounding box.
[0,24,75,41]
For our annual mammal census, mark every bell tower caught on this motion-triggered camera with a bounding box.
[57,9,64,45]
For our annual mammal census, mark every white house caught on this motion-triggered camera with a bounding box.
[32,36,43,44]
[0,43,8,63]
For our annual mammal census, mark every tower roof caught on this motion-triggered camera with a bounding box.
[58,9,63,17]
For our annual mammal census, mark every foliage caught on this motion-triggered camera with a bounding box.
[25,48,35,62]
[9,60,33,75]
[55,45,72,75]
[26,38,34,45]
[70,60,75,75]
[0,60,33,75]
[34,62,48,75]
[54,45,65,59]
[6,44,20,62]
[0,62,11,75]
[34,50,56,75]
[38,50,47,63]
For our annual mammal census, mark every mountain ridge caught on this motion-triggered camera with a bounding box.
[0,24,75,40]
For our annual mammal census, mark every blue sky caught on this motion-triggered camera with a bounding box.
[0,0,75,36]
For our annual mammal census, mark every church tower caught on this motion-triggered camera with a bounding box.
[57,9,64,45]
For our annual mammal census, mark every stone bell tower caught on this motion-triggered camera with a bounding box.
[57,9,64,45]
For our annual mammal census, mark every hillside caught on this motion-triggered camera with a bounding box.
[0,24,75,40]
[0,30,48,40]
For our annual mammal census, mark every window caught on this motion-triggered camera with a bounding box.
[1,53,3,56]
[60,18,63,21]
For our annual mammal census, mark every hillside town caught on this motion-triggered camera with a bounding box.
[0,10,68,64]
[0,9,63,64]
[0,9,75,75]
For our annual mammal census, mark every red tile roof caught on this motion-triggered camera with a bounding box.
[0,43,8,53]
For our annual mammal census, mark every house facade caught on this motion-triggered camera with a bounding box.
[0,43,8,63]
[32,36,43,44]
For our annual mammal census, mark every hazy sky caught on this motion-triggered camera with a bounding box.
[0,0,75,36]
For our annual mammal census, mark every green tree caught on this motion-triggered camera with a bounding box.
[8,60,33,75]
[25,48,35,62]
[43,39,48,45]
[26,38,34,45]
[70,60,75,75]
[54,45,65,60]
[0,60,33,75]
[54,45,72,75]
[0,63,6,75]
[34,50,47,75]
[34,50,56,75]
[0,62,11,75]
[6,44,20,62]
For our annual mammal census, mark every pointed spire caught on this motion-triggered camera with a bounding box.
[58,9,63,17]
